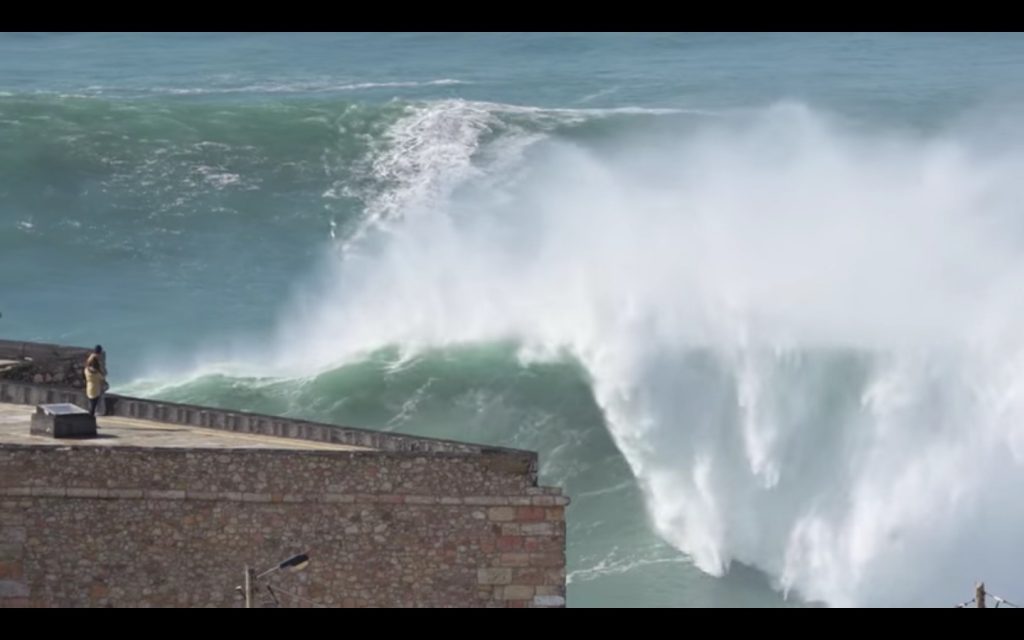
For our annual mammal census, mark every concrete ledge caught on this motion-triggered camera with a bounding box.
[0,381,536,472]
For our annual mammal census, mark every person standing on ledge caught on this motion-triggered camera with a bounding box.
[84,345,108,416]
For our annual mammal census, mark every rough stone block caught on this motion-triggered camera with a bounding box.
[29,404,96,438]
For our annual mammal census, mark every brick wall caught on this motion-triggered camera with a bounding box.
[0,445,567,608]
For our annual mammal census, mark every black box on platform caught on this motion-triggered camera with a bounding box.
[29,403,97,438]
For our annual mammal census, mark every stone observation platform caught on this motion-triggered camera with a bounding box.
[0,339,568,609]
[1,403,369,451]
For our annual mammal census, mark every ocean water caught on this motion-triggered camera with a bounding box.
[3,32,1024,607]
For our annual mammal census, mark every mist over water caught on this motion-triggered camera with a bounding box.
[6,33,1024,606]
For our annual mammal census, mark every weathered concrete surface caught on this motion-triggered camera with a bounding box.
[1,403,368,451]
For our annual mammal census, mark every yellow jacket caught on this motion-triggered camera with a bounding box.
[85,367,106,399]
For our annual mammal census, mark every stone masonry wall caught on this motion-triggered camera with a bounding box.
[0,445,568,608]
[0,340,92,390]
